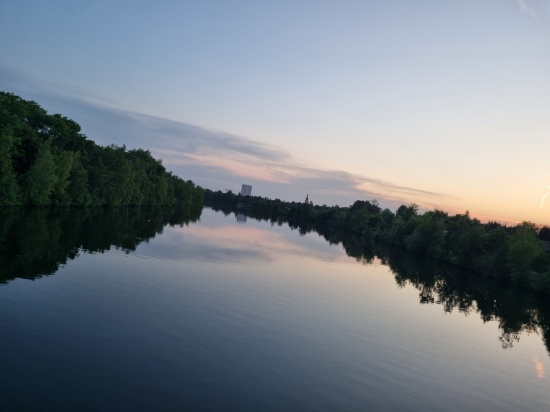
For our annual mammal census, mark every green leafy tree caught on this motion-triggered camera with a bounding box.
[21,143,58,205]
[444,212,485,269]
[51,149,76,205]
[539,226,550,241]
[507,222,547,284]
[0,91,204,208]
[67,154,92,206]
[405,214,445,258]
[0,129,21,205]
[396,203,418,221]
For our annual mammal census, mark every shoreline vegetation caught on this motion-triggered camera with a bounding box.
[0,92,204,209]
[204,190,550,295]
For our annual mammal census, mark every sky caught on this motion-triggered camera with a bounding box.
[1,0,549,225]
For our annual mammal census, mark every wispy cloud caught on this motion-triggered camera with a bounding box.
[133,114,291,163]
[0,65,454,210]
[516,0,539,20]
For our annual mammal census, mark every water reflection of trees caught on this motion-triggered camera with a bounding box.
[3,205,550,355]
[343,235,550,354]
[0,206,202,284]
[210,206,550,355]
[373,244,550,350]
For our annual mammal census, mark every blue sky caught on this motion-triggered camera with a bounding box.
[1,1,549,224]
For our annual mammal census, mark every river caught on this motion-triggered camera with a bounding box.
[0,207,548,411]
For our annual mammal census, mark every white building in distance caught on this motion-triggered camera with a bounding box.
[240,184,252,196]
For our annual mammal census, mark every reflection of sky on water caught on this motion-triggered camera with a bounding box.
[2,207,550,410]
[137,208,349,266]
[119,208,550,408]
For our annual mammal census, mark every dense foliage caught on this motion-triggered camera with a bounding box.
[205,189,550,294]
[0,92,203,207]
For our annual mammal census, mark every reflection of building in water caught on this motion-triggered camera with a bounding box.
[236,214,247,223]
[240,184,252,196]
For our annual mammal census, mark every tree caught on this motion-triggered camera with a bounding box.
[539,226,550,241]
[67,154,92,206]
[444,212,485,269]
[396,203,418,221]
[21,143,58,205]
[405,214,445,258]
[51,149,75,205]
[0,91,205,208]
[507,222,547,284]
[0,129,21,205]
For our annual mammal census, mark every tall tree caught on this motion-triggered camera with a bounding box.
[0,129,21,205]
[21,143,58,205]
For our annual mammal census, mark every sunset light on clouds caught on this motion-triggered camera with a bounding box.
[1,0,549,225]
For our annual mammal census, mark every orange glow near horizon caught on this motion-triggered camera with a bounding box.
[194,154,294,183]
[177,222,347,264]
[157,147,550,227]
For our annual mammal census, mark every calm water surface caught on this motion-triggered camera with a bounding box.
[1,207,549,411]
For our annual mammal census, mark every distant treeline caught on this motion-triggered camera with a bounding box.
[0,92,204,207]
[205,190,550,294]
